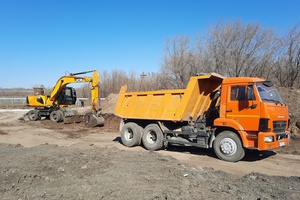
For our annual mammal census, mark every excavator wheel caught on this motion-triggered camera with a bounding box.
[85,113,105,127]
[27,110,40,121]
[50,110,64,122]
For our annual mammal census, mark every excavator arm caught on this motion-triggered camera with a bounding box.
[49,70,100,110]
[50,70,104,126]
[90,70,100,113]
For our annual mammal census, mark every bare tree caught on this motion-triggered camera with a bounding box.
[159,36,196,89]
[205,20,276,78]
[99,69,132,97]
[273,23,300,87]
[98,69,163,96]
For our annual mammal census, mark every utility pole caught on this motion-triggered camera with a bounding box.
[140,72,147,90]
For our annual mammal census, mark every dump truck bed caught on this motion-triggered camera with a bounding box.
[114,73,223,122]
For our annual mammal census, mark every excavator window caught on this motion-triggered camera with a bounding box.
[57,87,77,105]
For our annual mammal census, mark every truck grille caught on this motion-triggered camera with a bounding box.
[273,121,286,134]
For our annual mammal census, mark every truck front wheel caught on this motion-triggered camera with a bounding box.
[142,124,164,151]
[121,122,142,147]
[213,131,245,162]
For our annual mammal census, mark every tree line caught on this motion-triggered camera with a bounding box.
[90,20,300,98]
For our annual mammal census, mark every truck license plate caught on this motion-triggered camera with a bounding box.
[279,141,285,147]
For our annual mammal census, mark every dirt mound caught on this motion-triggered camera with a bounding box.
[73,94,119,115]
[38,113,120,133]
[1,143,299,200]
[278,87,300,138]
[101,93,118,114]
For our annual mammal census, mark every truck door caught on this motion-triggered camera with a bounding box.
[225,84,260,131]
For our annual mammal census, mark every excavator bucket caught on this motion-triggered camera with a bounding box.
[84,113,105,127]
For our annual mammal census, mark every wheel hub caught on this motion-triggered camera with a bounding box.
[125,129,133,140]
[146,131,157,144]
[220,138,237,156]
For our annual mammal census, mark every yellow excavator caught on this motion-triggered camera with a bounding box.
[24,70,104,127]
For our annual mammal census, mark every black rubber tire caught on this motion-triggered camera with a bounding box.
[121,122,143,147]
[213,131,245,162]
[50,110,63,122]
[28,110,40,121]
[142,124,164,151]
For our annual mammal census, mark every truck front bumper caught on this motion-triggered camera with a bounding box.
[257,131,290,151]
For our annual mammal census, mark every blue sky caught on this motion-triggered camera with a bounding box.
[0,0,299,88]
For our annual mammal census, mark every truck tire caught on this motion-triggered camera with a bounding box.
[213,131,245,162]
[142,124,164,151]
[50,110,63,122]
[28,110,40,121]
[121,122,143,147]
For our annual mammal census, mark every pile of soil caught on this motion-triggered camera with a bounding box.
[101,93,119,114]
[278,87,300,137]
[1,143,299,200]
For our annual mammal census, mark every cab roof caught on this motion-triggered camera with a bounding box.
[222,77,265,84]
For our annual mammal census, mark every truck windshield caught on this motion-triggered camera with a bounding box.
[256,82,284,104]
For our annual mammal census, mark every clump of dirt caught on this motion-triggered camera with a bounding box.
[100,113,120,132]
[0,143,299,200]
[274,137,300,155]
[0,130,8,135]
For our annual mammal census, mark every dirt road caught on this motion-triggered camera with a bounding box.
[1,110,300,199]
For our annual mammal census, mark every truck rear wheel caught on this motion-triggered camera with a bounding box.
[213,131,245,162]
[121,122,142,147]
[142,124,164,151]
[28,110,40,121]
[50,110,63,122]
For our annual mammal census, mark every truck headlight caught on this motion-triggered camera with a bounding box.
[264,136,274,143]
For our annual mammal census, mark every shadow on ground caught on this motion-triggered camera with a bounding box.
[113,136,277,162]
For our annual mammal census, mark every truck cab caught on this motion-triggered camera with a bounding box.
[215,78,289,152]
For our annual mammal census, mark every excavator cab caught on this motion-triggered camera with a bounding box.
[57,87,77,105]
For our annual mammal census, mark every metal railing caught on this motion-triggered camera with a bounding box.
[0,97,90,107]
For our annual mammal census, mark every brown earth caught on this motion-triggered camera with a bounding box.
[1,87,300,199]
[0,116,300,200]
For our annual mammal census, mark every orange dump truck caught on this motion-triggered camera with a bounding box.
[114,73,290,162]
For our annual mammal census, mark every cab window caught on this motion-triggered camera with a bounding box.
[230,85,255,101]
